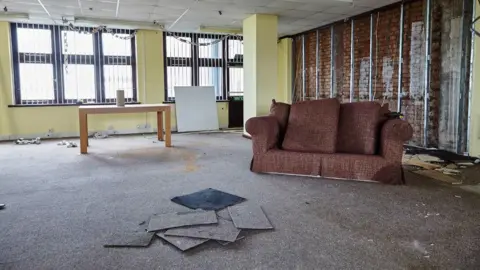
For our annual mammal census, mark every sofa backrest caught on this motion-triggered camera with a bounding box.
[270,99,390,155]
[281,98,340,154]
[336,101,386,155]
[269,99,291,145]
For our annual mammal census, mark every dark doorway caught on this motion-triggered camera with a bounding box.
[228,96,243,128]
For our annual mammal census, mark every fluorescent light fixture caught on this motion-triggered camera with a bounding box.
[199,26,242,35]
[74,17,164,30]
[0,12,30,22]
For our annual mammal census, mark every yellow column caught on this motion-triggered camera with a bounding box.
[0,22,13,137]
[469,2,480,156]
[277,38,293,103]
[243,14,278,128]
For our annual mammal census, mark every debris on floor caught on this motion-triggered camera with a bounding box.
[104,189,273,253]
[403,145,478,185]
[147,211,218,232]
[57,140,77,148]
[164,218,240,242]
[228,204,273,230]
[103,232,154,248]
[156,232,209,251]
[14,137,41,145]
[171,188,246,211]
[92,132,109,139]
[412,169,463,185]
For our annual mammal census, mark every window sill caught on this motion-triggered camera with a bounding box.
[163,100,230,104]
[8,102,141,108]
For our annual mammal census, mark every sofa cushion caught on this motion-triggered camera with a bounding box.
[336,101,382,155]
[269,99,291,141]
[282,98,340,153]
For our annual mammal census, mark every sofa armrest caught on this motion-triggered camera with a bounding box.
[245,116,279,155]
[380,119,413,162]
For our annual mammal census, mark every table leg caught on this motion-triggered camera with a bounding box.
[157,111,164,141]
[79,112,88,154]
[165,108,172,147]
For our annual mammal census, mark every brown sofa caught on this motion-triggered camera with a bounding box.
[245,98,413,185]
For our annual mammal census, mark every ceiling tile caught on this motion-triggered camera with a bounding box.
[322,3,366,15]
[250,7,284,15]
[305,12,342,21]
[266,1,300,9]
[4,0,388,35]
[278,9,317,18]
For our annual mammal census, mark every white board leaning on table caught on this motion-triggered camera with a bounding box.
[174,86,220,132]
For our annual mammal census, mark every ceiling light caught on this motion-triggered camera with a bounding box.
[0,12,30,22]
[74,17,164,30]
[199,26,242,35]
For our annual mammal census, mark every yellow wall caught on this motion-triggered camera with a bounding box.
[0,22,228,140]
[469,2,480,156]
[277,38,292,103]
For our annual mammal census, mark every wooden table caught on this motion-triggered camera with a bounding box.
[78,104,172,154]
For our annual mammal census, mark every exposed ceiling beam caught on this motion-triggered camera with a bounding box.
[36,0,52,18]
[116,0,120,18]
[169,8,189,30]
[77,0,84,15]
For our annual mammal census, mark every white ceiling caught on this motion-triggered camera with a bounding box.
[0,0,400,35]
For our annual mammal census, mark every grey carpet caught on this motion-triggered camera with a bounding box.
[0,133,479,270]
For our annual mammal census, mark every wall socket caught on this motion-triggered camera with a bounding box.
[136,124,151,129]
[46,128,54,137]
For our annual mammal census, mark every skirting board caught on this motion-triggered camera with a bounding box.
[0,126,177,141]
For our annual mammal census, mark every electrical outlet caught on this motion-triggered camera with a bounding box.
[46,128,54,137]
[137,124,150,129]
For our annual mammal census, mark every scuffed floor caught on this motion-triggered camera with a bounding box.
[0,133,479,270]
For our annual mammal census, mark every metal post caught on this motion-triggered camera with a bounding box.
[369,14,374,101]
[302,35,306,101]
[315,30,320,99]
[467,0,476,153]
[330,25,335,98]
[292,37,296,102]
[423,0,432,147]
[350,19,355,102]
[397,3,405,111]
[458,0,474,153]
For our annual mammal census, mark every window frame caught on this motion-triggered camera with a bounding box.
[163,32,243,102]
[10,23,137,105]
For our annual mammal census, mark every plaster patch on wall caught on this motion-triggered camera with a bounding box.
[382,57,394,97]
[439,17,462,151]
[409,21,426,100]
[358,57,370,100]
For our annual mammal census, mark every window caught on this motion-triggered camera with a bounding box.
[229,68,243,96]
[164,32,243,101]
[11,23,136,105]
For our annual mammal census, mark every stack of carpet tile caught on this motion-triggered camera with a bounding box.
[103,188,273,252]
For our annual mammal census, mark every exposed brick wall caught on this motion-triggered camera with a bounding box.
[305,32,316,100]
[318,28,331,98]
[373,7,401,113]
[429,0,442,148]
[290,0,471,150]
[333,23,345,102]
[353,15,371,102]
[401,0,426,146]
[341,21,352,103]
[293,36,302,102]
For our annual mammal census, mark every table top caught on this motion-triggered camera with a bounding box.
[79,103,171,114]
